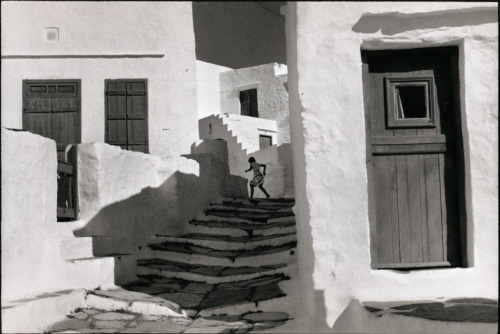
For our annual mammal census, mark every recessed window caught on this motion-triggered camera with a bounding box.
[259,135,272,149]
[386,77,435,128]
[240,89,258,117]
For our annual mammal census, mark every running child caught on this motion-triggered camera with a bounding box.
[245,157,270,199]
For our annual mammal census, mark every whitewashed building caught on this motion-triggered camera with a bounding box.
[284,2,498,332]
[1,2,498,333]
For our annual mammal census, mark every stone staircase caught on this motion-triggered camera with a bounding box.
[123,196,297,320]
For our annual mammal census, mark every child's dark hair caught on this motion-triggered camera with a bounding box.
[248,157,256,163]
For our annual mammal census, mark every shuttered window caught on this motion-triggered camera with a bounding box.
[23,80,81,161]
[105,79,148,153]
[240,89,258,117]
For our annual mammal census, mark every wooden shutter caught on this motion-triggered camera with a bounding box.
[23,80,81,161]
[105,79,148,153]
[240,89,258,118]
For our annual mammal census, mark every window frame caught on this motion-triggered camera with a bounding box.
[385,76,436,128]
[104,78,149,153]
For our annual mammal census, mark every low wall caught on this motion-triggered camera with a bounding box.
[1,128,115,302]
[74,139,247,270]
[1,127,247,302]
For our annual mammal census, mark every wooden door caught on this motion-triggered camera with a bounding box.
[105,79,148,153]
[362,47,465,269]
[23,80,81,161]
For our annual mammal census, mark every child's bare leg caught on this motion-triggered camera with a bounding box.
[250,185,255,199]
[259,185,270,198]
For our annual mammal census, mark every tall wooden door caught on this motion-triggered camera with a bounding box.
[362,47,465,269]
[23,80,81,161]
[105,79,148,153]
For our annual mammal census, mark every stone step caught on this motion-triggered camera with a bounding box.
[209,203,293,214]
[136,259,290,284]
[152,233,296,251]
[220,197,295,206]
[204,209,294,222]
[123,273,290,316]
[217,200,294,210]
[140,241,297,267]
[85,288,188,318]
[186,219,296,237]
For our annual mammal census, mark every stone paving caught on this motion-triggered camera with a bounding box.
[47,308,291,333]
[123,274,289,312]
[46,197,297,333]
[363,298,498,323]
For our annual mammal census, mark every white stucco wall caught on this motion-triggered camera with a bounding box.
[240,144,295,198]
[199,114,293,198]
[220,63,290,145]
[1,129,116,302]
[196,60,233,119]
[1,126,247,303]
[1,2,198,157]
[200,114,277,159]
[73,139,247,278]
[286,2,498,330]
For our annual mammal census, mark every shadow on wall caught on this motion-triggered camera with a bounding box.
[74,141,247,284]
[352,7,498,35]
[192,2,287,68]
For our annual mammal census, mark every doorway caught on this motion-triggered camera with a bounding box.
[362,47,466,269]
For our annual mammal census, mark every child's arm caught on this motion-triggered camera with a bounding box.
[245,165,252,173]
[261,164,267,176]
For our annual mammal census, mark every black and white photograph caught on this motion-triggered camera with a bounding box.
[1,2,498,333]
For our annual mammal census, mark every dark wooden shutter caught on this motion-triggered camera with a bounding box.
[23,80,81,161]
[105,79,148,153]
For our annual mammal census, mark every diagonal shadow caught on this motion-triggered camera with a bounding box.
[352,7,498,36]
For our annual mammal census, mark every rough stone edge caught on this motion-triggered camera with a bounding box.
[85,291,189,318]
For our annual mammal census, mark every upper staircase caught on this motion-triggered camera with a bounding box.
[123,196,297,320]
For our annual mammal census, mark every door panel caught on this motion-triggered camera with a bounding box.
[23,80,81,161]
[105,79,148,153]
[107,119,127,145]
[363,47,463,269]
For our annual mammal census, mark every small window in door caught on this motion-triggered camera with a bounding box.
[105,79,148,153]
[240,89,258,117]
[385,77,436,128]
[259,135,272,149]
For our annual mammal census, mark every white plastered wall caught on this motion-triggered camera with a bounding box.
[1,2,198,157]
[220,63,290,145]
[196,60,233,119]
[286,2,498,329]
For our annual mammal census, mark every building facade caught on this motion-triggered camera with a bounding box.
[1,2,199,158]
[285,2,498,330]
